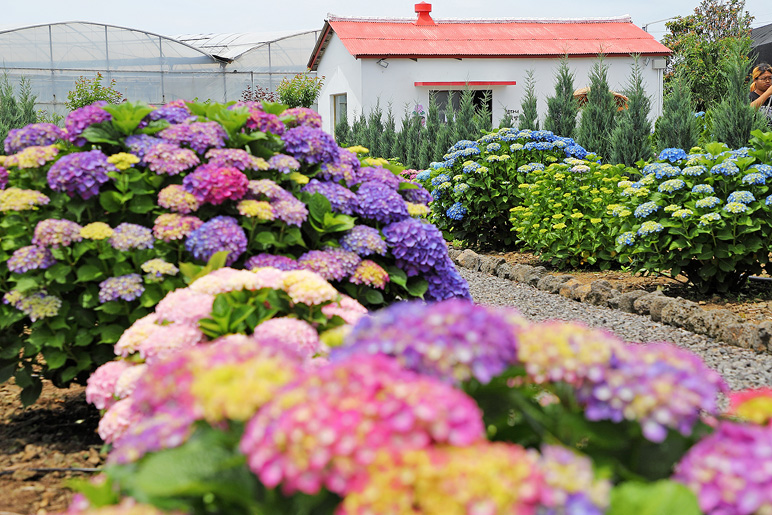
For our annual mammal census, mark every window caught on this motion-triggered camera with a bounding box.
[430,90,492,123]
[332,93,347,126]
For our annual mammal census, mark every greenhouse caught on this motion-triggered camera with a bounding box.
[0,22,320,115]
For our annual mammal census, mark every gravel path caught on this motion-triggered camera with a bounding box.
[460,267,772,391]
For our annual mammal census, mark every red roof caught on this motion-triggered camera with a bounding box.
[309,15,671,70]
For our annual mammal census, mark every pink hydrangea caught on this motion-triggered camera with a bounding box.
[321,295,368,325]
[114,364,148,400]
[182,163,249,205]
[86,360,132,410]
[155,289,215,325]
[252,317,321,358]
[98,398,142,444]
[138,323,205,363]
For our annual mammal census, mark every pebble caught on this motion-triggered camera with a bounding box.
[461,267,772,391]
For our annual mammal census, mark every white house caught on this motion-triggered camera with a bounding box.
[308,3,671,134]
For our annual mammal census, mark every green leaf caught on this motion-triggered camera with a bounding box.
[140,284,164,308]
[387,266,407,288]
[364,289,384,305]
[42,348,67,369]
[260,101,288,115]
[405,277,428,298]
[99,190,123,212]
[103,101,155,134]
[0,362,16,383]
[308,193,332,222]
[11,276,38,293]
[253,232,276,248]
[179,262,203,283]
[608,481,701,515]
[76,264,105,283]
[128,195,156,214]
[81,126,120,145]
[100,324,126,344]
[20,379,43,407]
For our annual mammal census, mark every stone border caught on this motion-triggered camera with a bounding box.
[449,248,772,354]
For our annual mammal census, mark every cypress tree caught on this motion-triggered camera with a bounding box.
[349,110,366,147]
[334,108,350,147]
[455,88,477,142]
[366,100,384,157]
[434,94,457,159]
[498,109,515,129]
[711,39,768,149]
[381,104,397,160]
[518,70,539,130]
[576,54,618,159]
[655,72,701,152]
[610,56,654,166]
[392,105,412,164]
[473,91,493,133]
[419,92,441,168]
[544,56,579,138]
[405,115,423,168]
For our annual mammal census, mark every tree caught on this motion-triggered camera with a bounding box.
[334,108,350,147]
[473,91,493,133]
[655,72,702,152]
[518,70,539,130]
[434,95,457,160]
[366,101,384,157]
[455,88,477,142]
[544,56,579,138]
[576,54,618,160]
[350,110,368,147]
[419,93,441,168]
[381,105,397,160]
[498,108,516,129]
[0,74,39,146]
[65,73,124,111]
[392,106,412,164]
[710,39,768,149]
[662,0,753,111]
[275,72,324,108]
[610,56,653,166]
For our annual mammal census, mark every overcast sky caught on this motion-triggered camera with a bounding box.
[4,0,772,40]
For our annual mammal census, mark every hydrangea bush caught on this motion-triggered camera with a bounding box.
[0,99,465,405]
[613,139,772,292]
[414,128,594,249]
[64,298,772,515]
[509,159,628,268]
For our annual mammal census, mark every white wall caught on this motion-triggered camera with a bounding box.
[316,33,665,136]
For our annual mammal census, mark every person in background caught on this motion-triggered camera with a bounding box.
[750,62,772,124]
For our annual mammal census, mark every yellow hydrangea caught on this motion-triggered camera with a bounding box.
[237,200,275,220]
[80,222,114,240]
[406,202,430,217]
[287,171,309,185]
[347,145,369,155]
[107,152,140,171]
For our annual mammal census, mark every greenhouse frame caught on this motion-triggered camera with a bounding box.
[0,22,320,115]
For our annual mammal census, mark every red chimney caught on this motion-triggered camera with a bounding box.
[414,2,435,25]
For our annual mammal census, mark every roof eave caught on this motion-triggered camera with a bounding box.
[352,51,672,59]
[308,21,333,71]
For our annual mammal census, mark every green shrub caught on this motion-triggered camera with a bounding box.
[544,56,579,139]
[275,72,324,108]
[576,54,618,161]
[334,108,350,146]
[655,73,701,152]
[610,56,654,166]
[518,70,539,130]
[0,100,460,404]
[510,160,626,268]
[0,75,39,147]
[65,73,124,111]
[613,140,772,292]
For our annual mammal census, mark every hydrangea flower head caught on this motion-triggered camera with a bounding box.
[80,222,114,240]
[696,196,721,209]
[699,212,721,226]
[691,184,714,195]
[155,289,215,325]
[727,190,755,204]
[157,184,201,214]
[298,248,361,281]
[7,245,56,274]
[245,253,299,271]
[65,101,111,146]
[742,172,765,185]
[281,107,323,128]
[637,220,664,236]
[657,147,688,163]
[616,231,636,246]
[349,259,390,289]
[107,152,140,171]
[47,150,115,200]
[446,201,467,220]
[357,166,402,189]
[109,223,154,251]
[383,217,449,277]
[339,225,387,256]
[143,143,200,175]
[355,181,410,224]
[281,125,339,165]
[185,216,247,266]
[634,201,659,218]
[267,153,301,174]
[724,202,748,214]
[711,160,740,176]
[159,121,228,154]
[728,387,772,425]
[3,290,61,321]
[0,187,49,212]
[301,179,357,215]
[182,163,249,205]
[98,274,145,303]
[4,123,66,154]
[141,258,179,280]
[152,213,203,242]
[239,354,484,495]
[658,179,686,193]
[32,218,83,247]
[86,360,132,410]
[204,148,255,170]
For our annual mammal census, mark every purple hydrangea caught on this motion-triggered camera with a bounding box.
[7,245,56,274]
[248,179,308,226]
[0,166,7,190]
[46,150,116,200]
[402,183,433,204]
[145,105,193,125]
[281,125,340,165]
[281,107,323,128]
[4,123,67,154]
[159,122,228,154]
[355,181,410,224]
[382,217,448,276]
[245,253,300,271]
[424,259,473,301]
[356,166,401,189]
[98,274,145,303]
[109,223,154,251]
[205,148,255,170]
[267,154,301,174]
[674,421,772,515]
[246,109,285,135]
[297,248,361,281]
[319,149,360,184]
[144,143,200,175]
[182,163,249,205]
[185,216,247,266]
[124,134,163,163]
[301,179,357,215]
[340,225,387,256]
[32,219,83,248]
[333,299,519,384]
[65,101,111,146]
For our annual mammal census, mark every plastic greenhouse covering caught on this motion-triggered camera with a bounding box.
[0,22,321,116]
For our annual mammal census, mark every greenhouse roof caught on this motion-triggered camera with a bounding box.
[175,30,319,61]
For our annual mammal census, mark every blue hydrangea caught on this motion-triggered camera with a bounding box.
[430,188,443,199]
[682,165,707,177]
[723,202,748,214]
[695,111,705,118]
[637,221,664,236]
[446,202,467,220]
[742,173,765,185]
[634,201,660,218]
[750,163,772,178]
[566,144,588,159]
[531,130,556,141]
[767,195,772,206]
[691,184,714,195]
[658,179,686,193]
[695,196,721,209]
[729,147,750,158]
[508,143,524,151]
[454,183,469,194]
[658,148,688,163]
[710,161,740,176]
[447,140,478,152]
[524,141,555,151]
[727,191,755,204]
[478,133,499,144]
[430,173,451,186]
[642,162,670,176]
[463,162,481,174]
[485,142,501,152]
[699,213,721,226]
[416,169,432,181]
[672,208,693,219]
[616,231,636,246]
